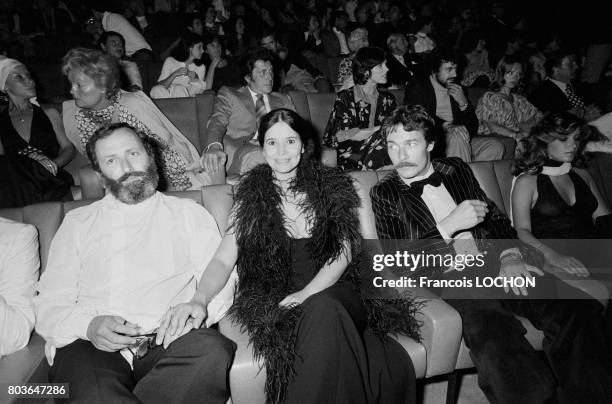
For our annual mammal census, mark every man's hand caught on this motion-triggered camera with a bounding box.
[439,200,489,236]
[447,83,468,107]
[86,315,142,352]
[546,252,589,277]
[156,301,207,348]
[200,145,227,173]
[499,259,544,296]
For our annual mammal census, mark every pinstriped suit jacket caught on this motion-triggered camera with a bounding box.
[370,157,543,274]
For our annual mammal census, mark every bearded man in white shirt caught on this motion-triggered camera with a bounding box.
[35,123,235,404]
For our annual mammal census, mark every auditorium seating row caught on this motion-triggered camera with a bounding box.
[0,159,607,404]
[54,87,517,199]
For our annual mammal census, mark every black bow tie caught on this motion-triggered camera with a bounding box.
[409,172,442,196]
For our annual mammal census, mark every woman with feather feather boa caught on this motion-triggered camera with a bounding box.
[157,109,420,404]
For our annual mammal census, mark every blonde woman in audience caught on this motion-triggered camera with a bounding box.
[0,57,75,208]
[476,56,541,156]
[150,33,209,99]
[337,27,368,90]
[61,48,212,191]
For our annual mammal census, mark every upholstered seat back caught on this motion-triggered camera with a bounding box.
[349,160,515,239]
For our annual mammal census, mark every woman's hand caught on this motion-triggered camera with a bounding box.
[156,300,207,348]
[279,291,306,308]
[29,153,58,175]
[172,67,189,78]
[546,252,590,277]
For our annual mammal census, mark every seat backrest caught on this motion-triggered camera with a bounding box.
[288,90,311,123]
[201,185,234,234]
[153,97,201,149]
[0,203,64,272]
[466,161,507,215]
[305,92,336,139]
[350,161,513,239]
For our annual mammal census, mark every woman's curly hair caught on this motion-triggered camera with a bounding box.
[512,112,606,175]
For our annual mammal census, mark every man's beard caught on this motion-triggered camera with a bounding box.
[102,160,159,205]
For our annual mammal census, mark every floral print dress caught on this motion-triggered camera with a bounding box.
[323,87,396,170]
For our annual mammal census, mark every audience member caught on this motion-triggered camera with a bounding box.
[150,33,208,99]
[201,34,242,91]
[321,10,350,58]
[371,104,612,404]
[35,123,235,403]
[158,108,419,404]
[337,27,369,89]
[61,48,212,191]
[476,57,541,156]
[0,57,75,208]
[86,3,152,60]
[385,32,419,88]
[203,48,295,177]
[404,49,505,161]
[0,217,38,357]
[512,112,612,273]
[99,31,143,92]
[159,13,204,62]
[259,31,329,93]
[413,18,435,54]
[323,46,394,170]
[224,16,254,57]
[459,30,494,87]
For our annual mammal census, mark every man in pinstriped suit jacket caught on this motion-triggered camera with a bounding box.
[370,105,612,404]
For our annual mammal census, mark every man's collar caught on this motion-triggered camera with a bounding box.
[247,86,267,99]
[105,190,160,209]
[548,77,568,92]
[430,75,446,92]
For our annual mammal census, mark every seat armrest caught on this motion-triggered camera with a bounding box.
[410,287,463,377]
[218,317,266,404]
[560,278,609,306]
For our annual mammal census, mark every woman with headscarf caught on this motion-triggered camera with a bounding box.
[0,57,75,208]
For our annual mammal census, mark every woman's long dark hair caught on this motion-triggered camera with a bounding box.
[512,112,605,175]
[170,32,204,65]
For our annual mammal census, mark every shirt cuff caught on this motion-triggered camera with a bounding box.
[436,224,452,243]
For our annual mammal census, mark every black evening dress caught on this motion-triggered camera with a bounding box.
[283,238,416,404]
[0,105,73,208]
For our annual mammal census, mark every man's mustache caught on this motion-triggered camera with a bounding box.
[117,172,148,183]
[394,161,418,169]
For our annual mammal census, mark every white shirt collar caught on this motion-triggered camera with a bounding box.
[548,78,568,93]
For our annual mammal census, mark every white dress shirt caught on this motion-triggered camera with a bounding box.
[35,192,235,365]
[0,218,39,357]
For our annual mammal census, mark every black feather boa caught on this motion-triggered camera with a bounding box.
[228,160,422,404]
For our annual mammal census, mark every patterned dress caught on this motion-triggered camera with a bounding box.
[323,87,396,170]
[476,91,542,156]
[73,93,193,190]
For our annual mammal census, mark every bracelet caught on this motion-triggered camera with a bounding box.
[205,142,223,152]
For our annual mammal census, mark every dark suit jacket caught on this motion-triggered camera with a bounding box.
[529,79,572,114]
[404,78,479,139]
[386,53,418,87]
[370,157,543,276]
